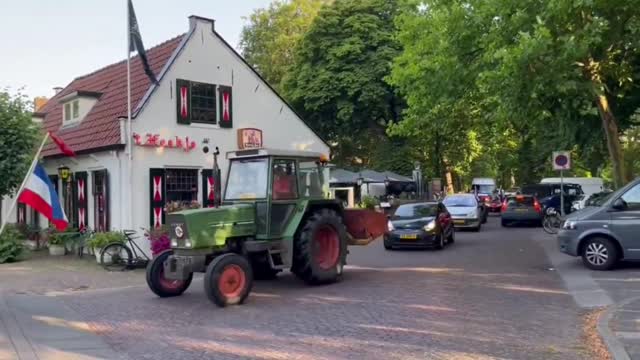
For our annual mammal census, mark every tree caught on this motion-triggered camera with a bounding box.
[390,0,640,189]
[0,90,39,197]
[239,0,331,92]
[283,0,403,168]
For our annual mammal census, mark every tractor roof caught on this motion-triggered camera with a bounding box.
[226,148,327,160]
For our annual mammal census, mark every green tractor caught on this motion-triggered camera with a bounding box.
[145,148,386,307]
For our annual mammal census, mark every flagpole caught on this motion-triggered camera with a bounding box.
[0,132,50,235]
[126,0,133,229]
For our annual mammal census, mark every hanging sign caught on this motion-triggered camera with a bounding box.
[552,151,571,171]
[133,133,197,152]
[237,128,263,150]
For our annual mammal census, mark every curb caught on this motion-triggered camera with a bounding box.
[596,296,640,360]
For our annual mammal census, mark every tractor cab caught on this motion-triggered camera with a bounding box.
[223,148,330,239]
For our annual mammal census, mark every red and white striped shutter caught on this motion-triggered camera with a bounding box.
[75,172,88,230]
[149,169,166,228]
[176,79,191,124]
[218,85,232,128]
[202,169,215,207]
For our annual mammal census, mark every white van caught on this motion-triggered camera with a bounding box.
[540,177,603,197]
[471,178,497,195]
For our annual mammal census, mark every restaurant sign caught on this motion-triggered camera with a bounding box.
[133,133,197,152]
[237,128,263,150]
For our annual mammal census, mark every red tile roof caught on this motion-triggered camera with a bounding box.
[40,35,185,157]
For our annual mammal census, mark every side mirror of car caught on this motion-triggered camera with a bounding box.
[612,198,628,211]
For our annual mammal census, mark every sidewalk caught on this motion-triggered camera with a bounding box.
[602,296,640,360]
[0,292,126,360]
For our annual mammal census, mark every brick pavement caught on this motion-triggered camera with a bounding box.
[0,218,590,360]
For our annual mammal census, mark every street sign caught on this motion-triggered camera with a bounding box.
[552,151,571,171]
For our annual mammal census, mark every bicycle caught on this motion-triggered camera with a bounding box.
[100,229,150,272]
[542,207,563,234]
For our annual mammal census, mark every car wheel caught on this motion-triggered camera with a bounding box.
[581,237,618,271]
[447,229,455,244]
[473,223,482,232]
[383,237,393,250]
[501,219,508,227]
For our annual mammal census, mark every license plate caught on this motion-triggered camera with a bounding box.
[400,234,418,240]
[453,220,465,225]
[515,208,528,212]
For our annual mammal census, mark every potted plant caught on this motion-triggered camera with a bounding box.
[86,231,125,263]
[144,226,171,258]
[0,224,26,264]
[47,232,66,256]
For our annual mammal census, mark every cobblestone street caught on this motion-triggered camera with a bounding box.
[1,217,590,360]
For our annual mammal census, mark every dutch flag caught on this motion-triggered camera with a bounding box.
[18,164,68,231]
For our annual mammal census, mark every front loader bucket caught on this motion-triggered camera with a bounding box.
[343,209,388,246]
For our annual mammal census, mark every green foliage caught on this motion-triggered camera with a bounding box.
[359,195,379,210]
[239,0,331,91]
[86,231,125,249]
[283,0,403,168]
[389,0,640,189]
[0,224,26,264]
[0,90,39,197]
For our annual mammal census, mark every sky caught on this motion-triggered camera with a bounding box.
[0,0,271,100]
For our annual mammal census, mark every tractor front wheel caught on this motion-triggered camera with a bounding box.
[146,250,193,298]
[292,209,347,285]
[204,253,253,307]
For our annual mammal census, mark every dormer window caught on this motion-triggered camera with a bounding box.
[64,100,80,122]
[58,90,102,126]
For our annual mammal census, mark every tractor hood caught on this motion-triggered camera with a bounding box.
[166,203,256,249]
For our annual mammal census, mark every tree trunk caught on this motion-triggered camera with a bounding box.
[595,93,627,188]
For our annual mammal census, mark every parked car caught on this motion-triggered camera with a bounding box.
[558,177,640,270]
[488,195,503,213]
[442,194,483,231]
[500,195,543,227]
[384,202,455,250]
[521,183,583,215]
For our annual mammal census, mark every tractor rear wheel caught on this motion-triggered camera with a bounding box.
[292,209,347,285]
[146,250,193,298]
[204,253,253,307]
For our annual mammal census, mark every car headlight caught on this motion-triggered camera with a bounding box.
[387,220,395,231]
[467,211,477,218]
[423,220,436,232]
[170,238,178,247]
[563,221,577,230]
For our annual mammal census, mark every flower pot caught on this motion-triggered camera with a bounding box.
[48,245,66,256]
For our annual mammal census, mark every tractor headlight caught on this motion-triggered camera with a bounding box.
[423,220,436,232]
[170,238,178,247]
[184,239,193,248]
[387,220,395,231]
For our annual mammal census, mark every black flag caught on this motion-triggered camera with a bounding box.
[128,0,158,85]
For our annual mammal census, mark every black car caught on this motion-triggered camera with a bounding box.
[500,195,543,227]
[384,202,455,250]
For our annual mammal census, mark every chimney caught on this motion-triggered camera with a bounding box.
[34,97,48,111]
[188,15,215,32]
[53,87,63,94]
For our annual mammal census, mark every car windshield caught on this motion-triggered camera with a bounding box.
[394,203,438,218]
[443,195,476,207]
[473,184,495,194]
[224,158,269,200]
[507,196,534,206]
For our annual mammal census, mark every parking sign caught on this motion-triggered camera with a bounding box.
[552,151,571,171]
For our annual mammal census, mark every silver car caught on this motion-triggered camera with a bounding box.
[558,177,640,270]
[442,194,482,231]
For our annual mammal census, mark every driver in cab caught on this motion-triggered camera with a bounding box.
[273,165,296,200]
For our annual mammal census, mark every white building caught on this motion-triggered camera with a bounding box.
[1,15,329,254]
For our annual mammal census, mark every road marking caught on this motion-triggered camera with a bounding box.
[536,233,613,308]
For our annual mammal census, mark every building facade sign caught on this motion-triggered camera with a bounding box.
[237,128,262,150]
[133,133,197,152]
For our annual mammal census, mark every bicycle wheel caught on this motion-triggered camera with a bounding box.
[101,243,133,271]
[543,216,560,235]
